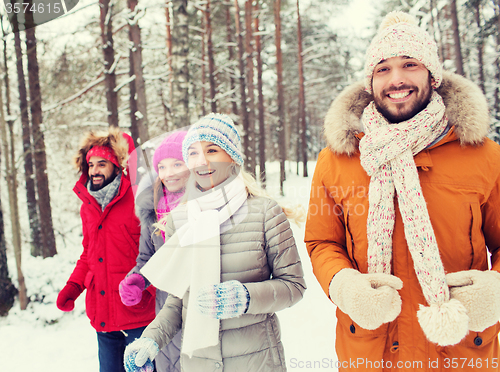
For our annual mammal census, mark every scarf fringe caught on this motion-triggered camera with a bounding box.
[417,299,469,346]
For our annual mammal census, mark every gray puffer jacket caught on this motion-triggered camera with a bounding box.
[128,173,182,372]
[143,195,306,372]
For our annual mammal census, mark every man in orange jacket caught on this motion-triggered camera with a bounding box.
[305,11,500,372]
[56,127,155,372]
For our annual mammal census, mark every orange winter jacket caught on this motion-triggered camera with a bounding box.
[305,72,500,372]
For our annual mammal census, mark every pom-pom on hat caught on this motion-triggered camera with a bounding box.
[364,11,442,93]
[152,131,188,172]
[182,113,244,166]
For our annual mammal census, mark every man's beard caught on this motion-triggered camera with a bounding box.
[90,171,118,191]
[374,79,433,123]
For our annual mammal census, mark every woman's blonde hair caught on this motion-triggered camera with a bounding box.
[154,164,305,233]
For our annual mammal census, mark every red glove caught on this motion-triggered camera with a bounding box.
[57,282,84,311]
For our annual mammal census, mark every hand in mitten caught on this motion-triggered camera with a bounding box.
[329,268,403,330]
[197,280,250,320]
[446,270,500,332]
[57,282,84,311]
[119,274,146,306]
[124,337,159,372]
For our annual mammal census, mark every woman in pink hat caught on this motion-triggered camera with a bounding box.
[119,131,189,372]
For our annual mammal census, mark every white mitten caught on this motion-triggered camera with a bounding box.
[123,337,159,372]
[329,268,403,330]
[446,269,500,332]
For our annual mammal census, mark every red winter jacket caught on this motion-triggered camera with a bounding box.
[69,172,155,332]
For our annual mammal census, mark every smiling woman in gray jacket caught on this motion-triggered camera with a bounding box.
[124,113,306,372]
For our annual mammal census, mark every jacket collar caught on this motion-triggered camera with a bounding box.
[73,172,129,212]
[324,71,491,156]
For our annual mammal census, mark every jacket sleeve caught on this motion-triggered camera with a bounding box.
[127,217,158,287]
[142,294,182,350]
[304,149,354,298]
[127,183,162,286]
[68,206,90,287]
[245,199,306,315]
[482,165,500,272]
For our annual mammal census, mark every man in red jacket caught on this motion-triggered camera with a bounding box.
[57,127,156,372]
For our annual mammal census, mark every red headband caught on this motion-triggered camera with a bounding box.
[86,146,120,168]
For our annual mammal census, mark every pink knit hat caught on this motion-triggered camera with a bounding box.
[364,11,442,94]
[152,131,188,172]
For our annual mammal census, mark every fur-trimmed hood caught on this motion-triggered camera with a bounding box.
[324,71,491,155]
[73,127,131,174]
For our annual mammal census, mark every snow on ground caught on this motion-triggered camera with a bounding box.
[0,161,339,371]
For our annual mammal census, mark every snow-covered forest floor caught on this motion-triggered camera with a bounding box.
[0,161,339,371]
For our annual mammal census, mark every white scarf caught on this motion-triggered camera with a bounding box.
[359,91,468,346]
[141,175,248,357]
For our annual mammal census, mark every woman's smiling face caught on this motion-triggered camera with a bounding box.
[187,141,234,191]
[157,158,190,192]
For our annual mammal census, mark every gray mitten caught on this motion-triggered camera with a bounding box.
[446,269,500,332]
[329,268,403,330]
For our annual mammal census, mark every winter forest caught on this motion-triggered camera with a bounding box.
[1,0,500,368]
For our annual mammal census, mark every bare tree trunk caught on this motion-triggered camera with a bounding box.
[473,0,485,93]
[128,39,140,147]
[494,0,500,123]
[25,7,57,258]
[449,0,464,75]
[0,71,18,315]
[128,0,150,145]
[0,46,26,309]
[0,192,17,316]
[166,0,173,122]
[234,0,250,164]
[226,5,239,117]
[201,11,206,116]
[434,0,447,63]
[296,0,307,177]
[99,0,119,127]
[244,0,256,175]
[159,85,170,130]
[13,21,41,255]
[254,0,265,186]
[206,0,217,113]
[171,0,190,128]
[429,0,445,63]
[274,0,286,195]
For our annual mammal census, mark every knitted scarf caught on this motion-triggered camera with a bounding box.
[359,91,468,346]
[141,175,248,357]
[87,172,122,211]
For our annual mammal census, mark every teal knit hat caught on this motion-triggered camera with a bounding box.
[182,113,244,166]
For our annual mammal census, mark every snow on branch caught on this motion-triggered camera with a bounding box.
[43,75,105,112]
